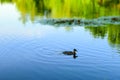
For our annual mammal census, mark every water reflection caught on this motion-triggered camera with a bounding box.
[85,26,107,39]
[85,25,120,49]
[0,2,120,80]
[0,0,120,23]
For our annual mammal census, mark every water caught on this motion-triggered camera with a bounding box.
[0,2,120,80]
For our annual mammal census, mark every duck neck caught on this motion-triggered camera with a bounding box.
[73,51,76,56]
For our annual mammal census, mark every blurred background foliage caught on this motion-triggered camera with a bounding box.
[0,0,120,20]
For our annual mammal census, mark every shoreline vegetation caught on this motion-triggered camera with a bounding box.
[37,16,120,26]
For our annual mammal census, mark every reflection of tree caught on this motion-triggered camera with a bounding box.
[34,0,46,15]
[85,25,120,48]
[98,0,120,7]
[108,25,120,47]
[85,27,107,39]
[0,0,12,3]
[0,0,120,23]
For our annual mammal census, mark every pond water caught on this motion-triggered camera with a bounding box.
[0,1,120,80]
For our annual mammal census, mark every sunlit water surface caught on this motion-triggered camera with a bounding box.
[0,3,120,80]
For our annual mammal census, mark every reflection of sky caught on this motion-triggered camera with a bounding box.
[0,4,19,25]
[0,4,89,39]
[0,4,53,38]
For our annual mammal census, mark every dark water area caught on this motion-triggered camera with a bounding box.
[0,0,120,80]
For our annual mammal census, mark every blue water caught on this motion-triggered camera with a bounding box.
[0,3,120,80]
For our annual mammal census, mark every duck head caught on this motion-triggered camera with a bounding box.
[73,49,77,53]
[73,49,78,59]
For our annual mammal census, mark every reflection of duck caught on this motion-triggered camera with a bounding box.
[63,49,78,59]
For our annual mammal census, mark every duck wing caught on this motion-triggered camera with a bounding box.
[63,51,73,55]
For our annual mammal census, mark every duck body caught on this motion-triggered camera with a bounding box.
[63,49,78,59]
[63,51,75,55]
[63,49,77,55]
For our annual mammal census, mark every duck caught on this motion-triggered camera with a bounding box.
[63,48,77,55]
[63,49,78,59]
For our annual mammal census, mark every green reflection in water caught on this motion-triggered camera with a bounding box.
[85,26,107,39]
[0,0,120,23]
[0,0,120,49]
[108,25,120,48]
[85,25,120,48]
